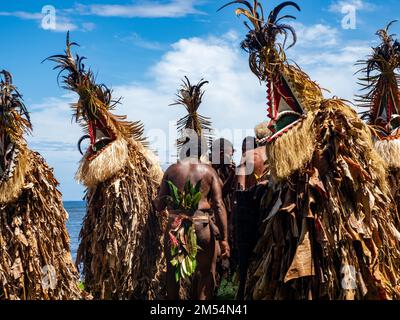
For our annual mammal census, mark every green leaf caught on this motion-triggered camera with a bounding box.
[194,180,202,193]
[184,179,191,195]
[171,245,177,257]
[184,257,192,276]
[165,180,201,281]
[182,258,188,276]
[170,258,178,267]
[189,257,196,274]
[192,259,197,273]
[167,181,180,208]
[180,263,186,279]
[191,192,201,211]
[189,181,195,196]
[184,194,192,209]
[188,226,198,257]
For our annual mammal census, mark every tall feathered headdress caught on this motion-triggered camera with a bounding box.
[218,1,300,80]
[357,21,400,136]
[45,32,146,144]
[171,76,213,150]
[0,70,32,143]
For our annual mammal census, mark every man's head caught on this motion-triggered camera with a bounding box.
[211,138,234,166]
[255,122,272,146]
[242,136,257,155]
[180,135,209,161]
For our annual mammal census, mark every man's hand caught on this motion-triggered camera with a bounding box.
[220,240,231,258]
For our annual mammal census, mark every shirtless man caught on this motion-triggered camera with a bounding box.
[234,122,270,300]
[155,140,230,300]
[237,124,269,190]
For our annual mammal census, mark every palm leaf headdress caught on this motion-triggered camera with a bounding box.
[0,70,32,142]
[45,32,145,143]
[357,21,400,132]
[171,77,213,150]
[218,1,301,80]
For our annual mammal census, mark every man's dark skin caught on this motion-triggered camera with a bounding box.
[155,152,230,300]
[211,138,236,205]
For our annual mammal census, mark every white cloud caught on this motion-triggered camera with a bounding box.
[27,94,85,201]
[329,0,376,13]
[82,22,96,32]
[290,42,370,101]
[29,95,81,149]
[0,0,204,33]
[0,11,42,20]
[292,23,339,47]
[0,10,94,33]
[117,32,165,50]
[75,0,204,18]
[52,17,79,32]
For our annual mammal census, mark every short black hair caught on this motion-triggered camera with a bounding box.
[181,136,208,159]
[212,138,234,152]
[242,136,256,152]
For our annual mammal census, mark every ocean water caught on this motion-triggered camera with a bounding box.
[64,201,86,262]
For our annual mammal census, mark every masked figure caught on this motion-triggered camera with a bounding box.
[357,22,400,229]
[221,1,400,299]
[0,70,82,300]
[46,33,165,300]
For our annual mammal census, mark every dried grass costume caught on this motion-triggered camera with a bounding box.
[46,34,165,300]
[0,70,82,300]
[357,22,400,229]
[221,1,400,300]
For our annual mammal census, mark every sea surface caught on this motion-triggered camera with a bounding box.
[64,201,86,262]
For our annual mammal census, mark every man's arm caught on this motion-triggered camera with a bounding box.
[210,170,230,257]
[236,151,255,190]
[236,161,247,191]
[154,170,170,212]
[222,163,236,196]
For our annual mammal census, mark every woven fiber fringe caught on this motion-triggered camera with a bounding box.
[374,139,400,170]
[76,141,166,300]
[0,150,83,300]
[374,140,400,230]
[246,100,400,300]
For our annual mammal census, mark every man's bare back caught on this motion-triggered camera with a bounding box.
[157,158,218,211]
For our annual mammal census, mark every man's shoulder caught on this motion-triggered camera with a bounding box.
[201,164,219,178]
[164,162,180,173]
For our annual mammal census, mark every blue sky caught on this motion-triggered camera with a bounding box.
[1,0,399,200]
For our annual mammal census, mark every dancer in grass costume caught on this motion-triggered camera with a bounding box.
[221,1,400,299]
[0,70,82,300]
[46,33,165,300]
